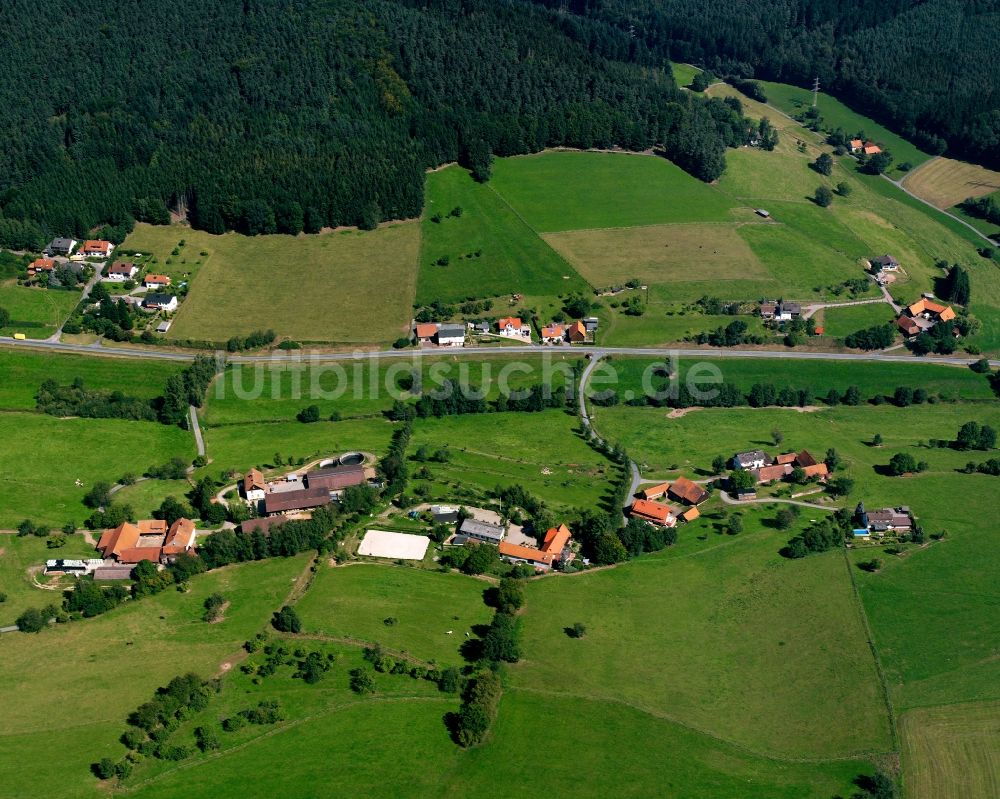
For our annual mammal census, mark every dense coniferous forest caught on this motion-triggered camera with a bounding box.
[534,0,1000,167]
[0,0,748,242]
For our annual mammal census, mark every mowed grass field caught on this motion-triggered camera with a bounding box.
[0,413,194,528]
[491,151,737,232]
[514,513,892,759]
[900,701,1000,799]
[0,349,183,410]
[670,61,701,89]
[818,302,895,337]
[0,284,79,338]
[295,564,494,664]
[417,165,587,303]
[0,554,312,799]
[902,156,1000,209]
[124,222,420,345]
[543,221,768,290]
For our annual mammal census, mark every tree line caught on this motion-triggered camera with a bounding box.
[0,0,749,245]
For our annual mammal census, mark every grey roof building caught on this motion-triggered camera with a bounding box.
[46,237,77,255]
[458,518,505,545]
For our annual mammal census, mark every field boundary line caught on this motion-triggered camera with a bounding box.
[841,546,900,753]
[508,684,895,764]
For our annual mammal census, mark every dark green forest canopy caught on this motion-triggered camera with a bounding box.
[0,0,745,241]
[535,0,1000,168]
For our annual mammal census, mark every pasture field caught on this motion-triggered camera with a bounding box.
[124,222,420,346]
[0,348,183,410]
[598,357,996,404]
[670,61,701,89]
[0,413,194,528]
[705,83,799,139]
[0,284,78,338]
[0,533,96,626]
[490,151,737,232]
[542,222,768,290]
[203,354,577,426]
[0,554,312,799]
[199,418,395,478]
[112,479,193,519]
[818,302,895,337]
[902,157,1000,209]
[899,701,1000,799]
[515,512,892,759]
[295,564,493,663]
[406,409,616,511]
[759,81,930,173]
[417,165,587,303]
[594,309,769,348]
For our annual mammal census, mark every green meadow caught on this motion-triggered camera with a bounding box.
[0,284,79,338]
[296,564,494,663]
[0,413,194,528]
[0,533,97,626]
[819,303,896,337]
[417,165,587,303]
[0,349,183,410]
[491,151,737,232]
[670,61,702,89]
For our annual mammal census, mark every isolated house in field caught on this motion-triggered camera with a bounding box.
[498,541,556,571]
[541,323,566,344]
[862,506,914,534]
[498,316,530,340]
[243,468,267,501]
[907,299,956,323]
[81,239,114,258]
[629,499,676,527]
[667,476,709,506]
[144,274,171,289]
[143,293,178,312]
[263,486,331,516]
[849,139,864,153]
[414,322,438,343]
[734,449,770,470]
[46,237,77,256]
[306,463,367,497]
[863,143,882,155]
[568,320,587,343]
[436,324,466,347]
[870,255,899,272]
[459,518,506,545]
[106,262,138,282]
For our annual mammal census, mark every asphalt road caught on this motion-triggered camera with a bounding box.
[2,336,996,368]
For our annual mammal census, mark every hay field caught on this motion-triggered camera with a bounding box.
[903,157,1000,209]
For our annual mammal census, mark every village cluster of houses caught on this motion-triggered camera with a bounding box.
[47,517,198,580]
[852,502,915,540]
[43,238,116,260]
[454,514,574,571]
[895,297,956,338]
[731,449,830,497]
[413,315,598,347]
[628,476,708,527]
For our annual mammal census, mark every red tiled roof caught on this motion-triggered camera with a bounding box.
[415,322,438,339]
[680,506,700,522]
[668,476,708,505]
[639,482,670,500]
[82,239,112,252]
[775,452,797,465]
[801,463,829,479]
[116,547,163,564]
[541,324,565,338]
[498,541,554,566]
[31,258,55,271]
[144,274,170,284]
[541,524,571,555]
[244,468,266,493]
[630,499,673,525]
[795,450,817,467]
[498,317,522,329]
[568,320,587,341]
[754,464,792,483]
[263,486,330,514]
[897,316,920,335]
[162,518,196,553]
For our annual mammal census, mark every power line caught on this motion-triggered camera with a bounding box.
[812,76,820,107]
